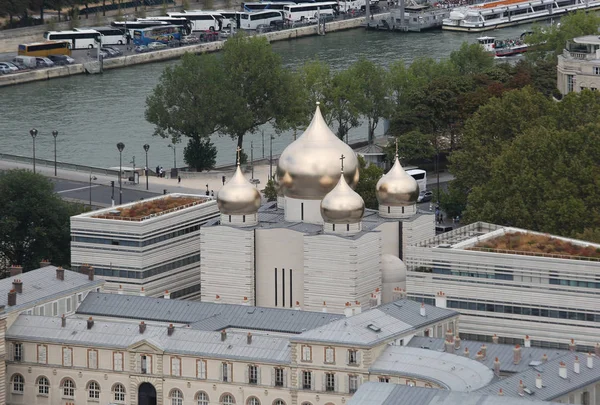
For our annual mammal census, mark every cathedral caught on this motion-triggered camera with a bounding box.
[200,104,434,314]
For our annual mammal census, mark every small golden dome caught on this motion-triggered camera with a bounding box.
[320,172,365,224]
[376,155,419,206]
[277,104,359,200]
[217,165,261,215]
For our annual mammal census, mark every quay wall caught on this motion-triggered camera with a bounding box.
[0,15,370,87]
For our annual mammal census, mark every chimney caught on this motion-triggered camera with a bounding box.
[493,357,500,377]
[247,332,252,344]
[574,356,580,374]
[569,338,576,352]
[369,293,378,308]
[12,279,22,294]
[88,266,94,281]
[118,285,124,295]
[375,288,382,306]
[518,380,525,396]
[61,314,66,327]
[242,296,249,306]
[221,329,227,341]
[344,302,353,318]
[39,259,51,268]
[79,264,90,277]
[481,344,487,359]
[7,290,16,307]
[476,351,485,361]
[445,329,454,343]
[435,291,447,308]
[513,344,522,365]
[595,343,600,357]
[164,290,170,300]
[535,373,542,389]
[498,388,504,396]
[492,334,499,344]
[322,301,327,313]
[454,336,461,350]
[542,353,548,363]
[445,338,454,354]
[420,303,426,317]
[587,352,594,369]
[9,265,22,277]
[215,295,221,304]
[463,348,470,358]
[559,361,567,379]
[139,321,146,334]
[524,335,531,348]
[294,301,301,311]
[87,316,94,330]
[354,301,362,314]
[139,287,145,297]
[167,324,175,336]
[392,287,404,301]
[56,266,65,281]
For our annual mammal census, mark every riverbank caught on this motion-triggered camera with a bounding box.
[0,15,373,88]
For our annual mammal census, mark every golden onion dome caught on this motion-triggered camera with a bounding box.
[320,172,365,224]
[217,165,261,215]
[277,104,359,200]
[376,155,419,206]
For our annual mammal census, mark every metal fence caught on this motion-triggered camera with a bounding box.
[0,153,120,177]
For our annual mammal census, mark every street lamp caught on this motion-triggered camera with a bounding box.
[52,130,58,176]
[89,172,97,208]
[143,144,150,191]
[168,144,177,170]
[269,135,274,180]
[117,142,125,205]
[29,128,38,174]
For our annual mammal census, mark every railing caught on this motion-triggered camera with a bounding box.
[563,49,598,61]
[467,246,600,262]
[0,153,120,177]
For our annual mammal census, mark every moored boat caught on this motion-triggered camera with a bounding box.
[478,33,529,57]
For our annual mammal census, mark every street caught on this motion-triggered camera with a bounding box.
[51,178,161,207]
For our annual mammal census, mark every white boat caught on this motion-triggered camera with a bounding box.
[443,0,600,32]
[478,33,528,56]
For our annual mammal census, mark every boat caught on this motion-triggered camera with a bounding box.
[477,32,529,57]
[442,0,600,32]
[366,0,451,31]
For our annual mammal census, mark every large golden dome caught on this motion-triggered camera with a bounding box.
[376,155,419,206]
[320,172,365,224]
[277,104,359,200]
[217,165,261,215]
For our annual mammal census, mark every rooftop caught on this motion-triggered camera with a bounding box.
[0,266,104,313]
[6,315,290,364]
[573,35,600,46]
[370,346,494,391]
[76,292,343,334]
[292,300,457,346]
[348,383,558,405]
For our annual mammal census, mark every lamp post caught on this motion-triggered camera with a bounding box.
[143,144,150,191]
[89,172,97,208]
[269,135,274,180]
[29,128,38,174]
[168,144,176,170]
[117,142,125,205]
[52,130,58,176]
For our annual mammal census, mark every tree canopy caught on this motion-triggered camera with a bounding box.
[354,156,384,210]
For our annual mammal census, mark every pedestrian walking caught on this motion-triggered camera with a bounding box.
[156,165,160,177]
[178,175,181,184]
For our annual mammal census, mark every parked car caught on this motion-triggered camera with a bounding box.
[134,45,149,53]
[0,62,19,72]
[102,46,123,56]
[147,41,167,50]
[13,56,37,69]
[101,47,119,57]
[256,24,272,33]
[0,65,12,74]
[180,35,199,45]
[48,55,75,65]
[417,190,433,203]
[35,57,55,68]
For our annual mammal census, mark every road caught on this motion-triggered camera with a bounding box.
[51,178,161,207]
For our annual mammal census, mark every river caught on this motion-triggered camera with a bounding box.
[0,25,532,169]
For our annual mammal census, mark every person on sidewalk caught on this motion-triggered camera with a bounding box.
[178,175,181,184]
[156,165,160,177]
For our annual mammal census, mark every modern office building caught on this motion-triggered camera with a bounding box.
[557,35,600,95]
[405,222,600,350]
[70,194,219,299]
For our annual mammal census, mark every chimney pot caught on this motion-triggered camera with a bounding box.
[444,339,454,354]
[542,353,548,363]
[322,301,327,313]
[595,343,600,357]
[454,336,461,350]
[140,287,145,297]
[513,344,522,365]
[61,314,66,327]
[420,303,426,317]
[215,295,221,304]
[139,321,146,334]
[295,301,300,310]
[247,332,252,344]
[9,265,22,277]
[7,289,16,307]
[167,323,175,336]
[12,279,22,294]
[39,259,51,268]
[87,317,94,330]
[498,388,504,396]
[587,352,594,369]
[464,348,470,357]
[559,361,567,379]
[435,291,447,308]
[492,334,499,344]
[535,373,542,389]
[518,380,525,396]
[569,338,576,352]
[524,335,531,348]
[221,329,227,341]
[445,329,454,343]
[493,357,500,377]
[481,344,487,359]
[118,285,124,295]
[88,266,94,281]
[56,266,65,281]
[574,356,580,374]
[164,290,170,300]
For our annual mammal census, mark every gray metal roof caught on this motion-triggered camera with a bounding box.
[77,292,342,334]
[0,266,104,313]
[408,336,572,373]
[348,383,558,405]
[7,315,291,364]
[292,300,458,347]
[477,352,600,401]
[370,346,494,391]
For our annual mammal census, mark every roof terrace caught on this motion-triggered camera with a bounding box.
[91,195,210,222]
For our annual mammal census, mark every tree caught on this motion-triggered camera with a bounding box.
[329,68,361,141]
[0,170,80,273]
[449,42,494,76]
[299,59,333,123]
[354,156,384,210]
[263,179,278,202]
[183,137,217,172]
[384,130,435,163]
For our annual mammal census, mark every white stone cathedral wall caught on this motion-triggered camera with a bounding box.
[284,197,323,224]
[375,221,400,256]
[403,213,435,256]
[200,226,255,305]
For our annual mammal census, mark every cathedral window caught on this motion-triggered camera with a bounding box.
[301,345,312,362]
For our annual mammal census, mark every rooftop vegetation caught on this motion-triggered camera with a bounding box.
[93,196,205,221]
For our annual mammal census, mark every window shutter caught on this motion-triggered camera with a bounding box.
[347,376,351,394]
[147,355,152,374]
[310,372,315,391]
[245,366,249,383]
[271,368,275,386]
[321,374,326,392]
[358,375,363,388]
[346,350,350,365]
[38,345,46,363]
[334,374,338,392]
[9,343,13,361]
[356,350,362,365]
[135,354,141,373]
[257,366,261,385]
[283,370,288,388]
[298,371,302,388]
[227,363,232,382]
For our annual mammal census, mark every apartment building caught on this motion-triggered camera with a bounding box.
[557,35,600,95]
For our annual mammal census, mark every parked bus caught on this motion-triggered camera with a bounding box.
[214,10,243,28]
[168,11,226,31]
[43,29,101,49]
[82,27,127,45]
[241,1,294,11]
[283,2,337,21]
[239,10,283,29]
[132,25,182,46]
[139,16,193,35]
[18,40,71,57]
[406,169,427,193]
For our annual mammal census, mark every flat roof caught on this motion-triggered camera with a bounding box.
[573,35,600,45]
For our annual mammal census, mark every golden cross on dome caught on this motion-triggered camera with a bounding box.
[395,138,399,158]
[236,146,242,166]
[340,154,345,172]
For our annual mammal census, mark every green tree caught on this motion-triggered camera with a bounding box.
[449,42,494,76]
[0,170,79,273]
[263,179,278,202]
[299,59,333,122]
[384,130,435,163]
[354,156,384,210]
[183,137,217,172]
[329,68,361,141]
[576,228,600,244]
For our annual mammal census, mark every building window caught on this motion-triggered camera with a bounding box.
[222,362,232,382]
[39,306,45,316]
[324,347,335,364]
[63,347,73,367]
[113,383,126,402]
[348,349,358,365]
[13,342,22,361]
[301,345,312,362]
[197,359,207,379]
[170,389,184,405]
[325,373,335,392]
[113,352,123,371]
[248,364,258,384]
[221,393,236,405]
[379,377,390,383]
[274,368,284,387]
[594,67,600,75]
[62,378,75,398]
[66,297,72,312]
[567,75,575,93]
[406,379,416,387]
[302,371,312,390]
[247,396,260,405]
[88,381,100,400]
[141,354,152,374]
[349,375,358,393]
[196,391,209,405]
[37,376,50,395]
[273,400,286,405]
[37,344,47,364]
[52,301,58,316]
[582,391,590,405]
[78,293,83,303]
[171,356,182,376]
[88,349,98,369]
[12,374,24,393]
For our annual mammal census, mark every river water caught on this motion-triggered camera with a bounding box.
[1,26,530,169]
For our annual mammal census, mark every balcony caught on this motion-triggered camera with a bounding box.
[563,49,599,61]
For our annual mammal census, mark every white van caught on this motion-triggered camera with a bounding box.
[12,56,37,69]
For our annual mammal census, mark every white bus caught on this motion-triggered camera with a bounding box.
[283,2,337,22]
[43,29,101,49]
[240,10,283,29]
[406,168,427,193]
[242,1,294,11]
[138,16,192,34]
[168,11,226,31]
[215,10,243,28]
[111,20,169,39]
[82,27,126,45]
